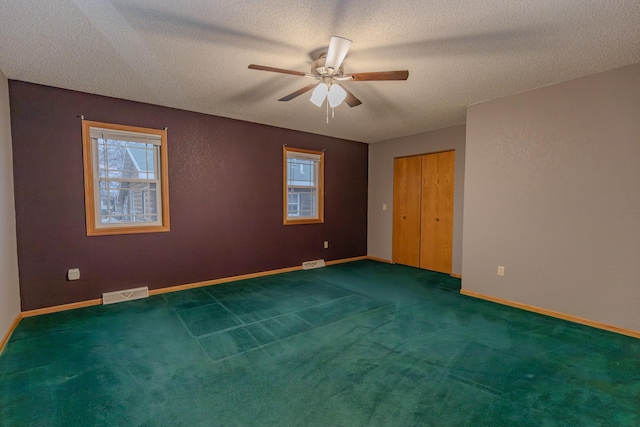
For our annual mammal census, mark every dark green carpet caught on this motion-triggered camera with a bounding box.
[1,260,639,426]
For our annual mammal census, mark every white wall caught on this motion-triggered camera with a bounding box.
[463,63,640,331]
[368,125,465,274]
[0,71,21,347]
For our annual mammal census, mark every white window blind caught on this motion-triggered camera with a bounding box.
[90,128,162,146]
[286,150,321,161]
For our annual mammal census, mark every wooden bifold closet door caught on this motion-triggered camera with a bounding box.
[392,151,454,274]
[392,156,422,267]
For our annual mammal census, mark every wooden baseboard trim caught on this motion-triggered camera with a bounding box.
[0,314,23,355]
[366,256,392,263]
[327,256,369,265]
[22,298,103,318]
[450,273,462,279]
[18,256,379,319]
[460,289,640,339]
[150,256,372,296]
[149,265,304,296]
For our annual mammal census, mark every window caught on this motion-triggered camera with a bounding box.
[283,146,324,224]
[82,120,170,235]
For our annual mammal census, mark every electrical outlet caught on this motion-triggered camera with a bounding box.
[497,266,505,277]
[382,204,387,211]
[323,241,329,249]
[68,268,80,281]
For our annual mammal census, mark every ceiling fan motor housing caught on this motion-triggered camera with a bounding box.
[311,55,344,78]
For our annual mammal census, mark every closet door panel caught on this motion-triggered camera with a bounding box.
[420,151,454,274]
[420,154,438,270]
[435,151,455,274]
[392,156,422,267]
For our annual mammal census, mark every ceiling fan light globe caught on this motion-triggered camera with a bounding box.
[310,83,328,107]
[328,84,347,108]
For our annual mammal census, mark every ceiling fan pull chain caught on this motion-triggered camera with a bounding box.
[326,101,329,123]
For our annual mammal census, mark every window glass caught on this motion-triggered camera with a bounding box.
[283,147,324,224]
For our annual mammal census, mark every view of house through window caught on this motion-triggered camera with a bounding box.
[283,147,324,224]
[82,121,170,235]
[98,138,157,224]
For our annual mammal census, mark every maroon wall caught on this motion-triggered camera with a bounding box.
[9,81,368,311]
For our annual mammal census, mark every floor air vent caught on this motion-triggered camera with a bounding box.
[102,286,149,305]
[302,259,326,270]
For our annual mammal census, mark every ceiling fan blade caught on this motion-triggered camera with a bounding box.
[341,86,362,107]
[278,83,318,101]
[349,70,409,81]
[248,64,306,77]
[324,36,352,70]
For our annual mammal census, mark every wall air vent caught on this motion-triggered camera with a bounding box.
[102,286,149,305]
[302,259,326,270]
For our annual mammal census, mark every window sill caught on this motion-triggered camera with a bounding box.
[283,218,324,225]
[87,224,170,236]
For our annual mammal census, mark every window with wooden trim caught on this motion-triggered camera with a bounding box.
[82,120,170,236]
[283,146,324,224]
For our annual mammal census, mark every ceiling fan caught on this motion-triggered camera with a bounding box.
[248,36,409,108]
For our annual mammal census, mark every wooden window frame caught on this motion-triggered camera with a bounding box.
[82,120,170,236]
[283,146,324,225]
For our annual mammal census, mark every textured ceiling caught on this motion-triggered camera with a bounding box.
[1,1,639,143]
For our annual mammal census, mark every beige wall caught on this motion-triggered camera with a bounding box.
[0,70,21,346]
[463,63,640,331]
[367,125,466,274]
